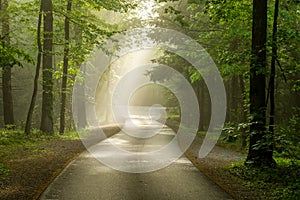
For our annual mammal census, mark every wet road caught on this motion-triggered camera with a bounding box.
[39,119,233,200]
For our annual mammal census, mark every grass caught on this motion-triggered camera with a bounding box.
[0,128,80,181]
[229,158,300,200]
[0,128,80,143]
[0,162,9,179]
[0,161,9,190]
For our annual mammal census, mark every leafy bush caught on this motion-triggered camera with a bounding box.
[229,158,300,199]
[220,122,250,151]
[275,108,300,159]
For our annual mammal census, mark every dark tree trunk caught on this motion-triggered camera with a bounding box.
[197,80,205,131]
[195,79,207,131]
[59,0,72,134]
[25,2,43,135]
[268,0,279,158]
[40,0,54,134]
[1,0,14,127]
[246,0,276,167]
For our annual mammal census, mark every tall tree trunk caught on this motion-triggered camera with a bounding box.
[246,0,275,167]
[196,80,205,131]
[40,0,54,134]
[77,64,87,129]
[59,0,72,134]
[105,68,110,123]
[232,76,238,122]
[24,2,43,135]
[73,17,87,129]
[225,80,232,122]
[239,75,248,148]
[268,0,279,158]
[1,0,14,127]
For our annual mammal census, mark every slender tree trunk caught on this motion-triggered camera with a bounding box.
[268,0,279,157]
[197,80,204,131]
[40,0,54,134]
[73,18,87,129]
[246,0,275,167]
[59,0,72,134]
[232,76,238,122]
[77,64,87,129]
[239,75,247,122]
[239,75,247,148]
[225,80,231,122]
[24,2,43,135]
[105,69,110,123]
[1,0,14,127]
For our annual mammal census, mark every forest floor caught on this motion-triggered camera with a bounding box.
[0,128,296,200]
[185,135,255,200]
[0,138,85,200]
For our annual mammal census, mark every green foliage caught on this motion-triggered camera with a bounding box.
[0,162,9,180]
[274,108,300,159]
[220,122,250,151]
[274,0,300,92]
[222,125,239,143]
[78,0,136,12]
[0,128,79,146]
[0,40,34,68]
[229,158,300,199]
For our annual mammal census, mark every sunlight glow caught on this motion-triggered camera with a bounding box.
[134,0,159,21]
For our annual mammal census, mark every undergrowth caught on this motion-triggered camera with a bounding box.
[0,128,80,180]
[229,158,300,200]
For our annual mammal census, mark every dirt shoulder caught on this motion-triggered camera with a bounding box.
[0,139,85,200]
[0,126,121,200]
[185,135,262,200]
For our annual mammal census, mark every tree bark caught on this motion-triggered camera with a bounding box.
[73,15,87,129]
[24,2,43,135]
[239,75,248,148]
[197,80,205,131]
[268,0,279,159]
[246,0,275,167]
[59,0,72,134]
[232,76,238,122]
[1,0,14,127]
[40,0,54,134]
[77,64,87,129]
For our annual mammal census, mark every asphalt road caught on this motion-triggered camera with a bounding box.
[39,119,233,200]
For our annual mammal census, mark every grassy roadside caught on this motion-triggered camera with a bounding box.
[228,158,300,200]
[218,126,300,199]
[0,129,80,174]
[166,118,300,200]
[0,125,122,200]
[0,128,85,200]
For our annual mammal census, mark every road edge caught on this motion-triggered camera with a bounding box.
[34,124,122,200]
[167,122,237,200]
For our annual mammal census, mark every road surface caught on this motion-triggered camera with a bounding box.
[39,119,233,200]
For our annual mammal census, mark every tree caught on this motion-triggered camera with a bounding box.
[245,0,276,167]
[267,0,279,161]
[59,0,72,134]
[24,1,43,135]
[1,0,14,127]
[76,64,87,129]
[40,0,54,134]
